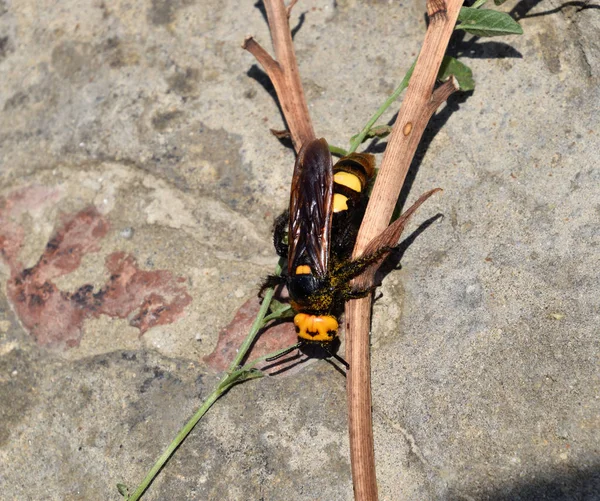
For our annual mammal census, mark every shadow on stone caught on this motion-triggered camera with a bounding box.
[449,462,600,500]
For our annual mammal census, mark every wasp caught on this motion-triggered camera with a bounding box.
[263,138,391,364]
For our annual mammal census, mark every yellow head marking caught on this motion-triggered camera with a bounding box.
[295,265,312,275]
[333,193,349,213]
[294,313,338,342]
[334,171,362,192]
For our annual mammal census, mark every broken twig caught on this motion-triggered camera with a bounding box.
[242,0,314,152]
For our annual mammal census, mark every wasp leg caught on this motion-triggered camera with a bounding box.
[273,210,289,258]
[266,341,304,362]
[333,245,396,283]
[343,284,378,300]
[322,344,350,369]
[259,274,286,297]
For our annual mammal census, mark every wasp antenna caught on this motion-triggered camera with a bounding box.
[265,341,304,362]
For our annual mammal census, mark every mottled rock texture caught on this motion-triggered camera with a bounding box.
[0,0,598,499]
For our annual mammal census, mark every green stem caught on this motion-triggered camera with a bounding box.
[263,306,292,323]
[329,144,349,157]
[126,384,227,501]
[229,259,283,369]
[471,0,487,8]
[348,61,416,154]
[125,259,285,500]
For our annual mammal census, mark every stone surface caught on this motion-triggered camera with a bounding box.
[0,0,598,500]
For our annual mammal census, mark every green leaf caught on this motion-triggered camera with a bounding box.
[264,300,293,322]
[236,368,264,383]
[116,483,129,497]
[438,56,475,91]
[269,299,287,314]
[457,7,523,37]
[368,125,393,138]
[493,0,508,5]
[350,125,393,144]
[224,367,264,388]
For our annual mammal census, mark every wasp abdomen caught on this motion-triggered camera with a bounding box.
[294,313,338,342]
[272,139,377,349]
[332,153,375,214]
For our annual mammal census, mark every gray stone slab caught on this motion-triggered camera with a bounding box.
[0,0,598,500]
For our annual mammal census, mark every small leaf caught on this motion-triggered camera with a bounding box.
[350,125,393,144]
[116,483,129,497]
[438,56,475,91]
[225,367,265,387]
[457,7,523,37]
[368,125,392,138]
[269,299,291,315]
[278,306,294,318]
[494,0,508,5]
[269,298,285,312]
[231,369,264,386]
[265,300,293,322]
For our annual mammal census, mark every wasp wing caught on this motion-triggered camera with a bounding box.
[288,138,334,278]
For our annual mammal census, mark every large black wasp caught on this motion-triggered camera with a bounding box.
[263,138,394,364]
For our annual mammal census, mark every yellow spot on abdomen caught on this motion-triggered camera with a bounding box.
[295,265,311,275]
[403,122,413,136]
[294,313,338,342]
[333,193,349,213]
[334,171,362,192]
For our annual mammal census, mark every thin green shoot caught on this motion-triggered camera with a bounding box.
[329,144,349,157]
[122,260,293,500]
[348,61,416,154]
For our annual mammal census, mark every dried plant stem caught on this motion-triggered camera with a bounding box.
[242,0,315,152]
[244,1,463,500]
[357,25,461,245]
[345,0,463,499]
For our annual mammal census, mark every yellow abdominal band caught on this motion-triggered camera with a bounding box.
[334,171,362,192]
[333,193,348,212]
[294,313,338,342]
[333,171,362,213]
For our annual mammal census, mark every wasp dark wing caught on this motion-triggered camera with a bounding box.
[288,138,334,278]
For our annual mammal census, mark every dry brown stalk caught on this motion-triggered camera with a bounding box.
[353,188,443,291]
[242,0,314,152]
[345,0,463,499]
[244,1,463,500]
